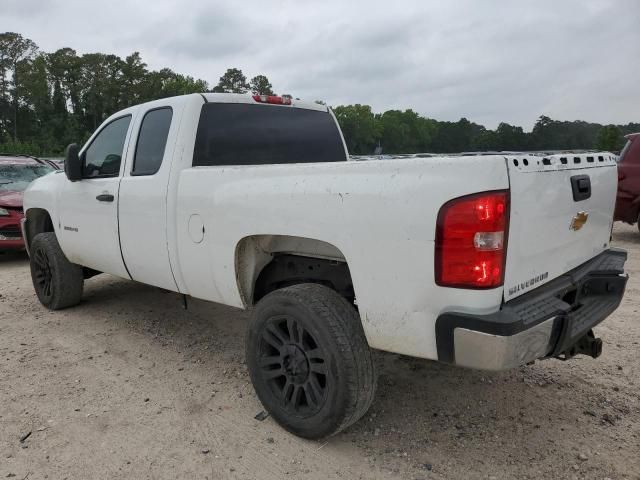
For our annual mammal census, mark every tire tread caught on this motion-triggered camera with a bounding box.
[248,283,376,438]
[30,232,83,310]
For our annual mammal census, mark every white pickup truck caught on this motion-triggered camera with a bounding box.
[22,93,627,439]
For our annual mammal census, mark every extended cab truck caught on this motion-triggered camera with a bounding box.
[22,93,627,439]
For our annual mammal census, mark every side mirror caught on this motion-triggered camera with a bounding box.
[64,143,82,182]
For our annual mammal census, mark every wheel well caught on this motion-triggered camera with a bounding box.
[235,235,354,306]
[25,208,54,249]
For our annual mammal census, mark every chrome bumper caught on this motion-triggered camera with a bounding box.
[435,248,627,371]
[453,318,555,370]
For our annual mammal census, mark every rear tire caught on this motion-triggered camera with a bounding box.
[246,283,377,439]
[29,232,84,310]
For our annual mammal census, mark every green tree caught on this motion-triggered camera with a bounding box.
[378,110,411,153]
[79,53,124,130]
[332,104,380,154]
[0,32,38,140]
[119,52,148,107]
[214,68,249,93]
[46,48,83,119]
[374,110,438,154]
[1,30,637,158]
[473,129,497,151]
[142,68,207,99]
[596,125,624,152]
[494,122,527,151]
[249,75,274,95]
[16,54,53,148]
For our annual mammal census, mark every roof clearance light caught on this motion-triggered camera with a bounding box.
[252,95,292,105]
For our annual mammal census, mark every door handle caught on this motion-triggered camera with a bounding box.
[96,194,114,202]
[570,175,591,201]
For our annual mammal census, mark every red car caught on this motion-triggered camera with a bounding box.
[0,155,57,250]
[614,133,640,229]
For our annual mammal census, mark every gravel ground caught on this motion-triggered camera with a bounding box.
[1,224,639,480]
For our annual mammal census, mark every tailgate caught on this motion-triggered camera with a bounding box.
[503,153,618,301]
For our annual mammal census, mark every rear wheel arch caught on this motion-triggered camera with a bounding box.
[234,235,356,306]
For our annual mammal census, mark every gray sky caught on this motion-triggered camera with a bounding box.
[2,0,638,129]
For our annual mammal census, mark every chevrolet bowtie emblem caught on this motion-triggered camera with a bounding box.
[570,211,589,231]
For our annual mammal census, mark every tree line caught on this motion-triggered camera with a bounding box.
[334,106,638,155]
[0,32,637,157]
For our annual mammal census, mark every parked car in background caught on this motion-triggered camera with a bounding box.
[42,157,64,169]
[614,133,640,229]
[0,155,57,250]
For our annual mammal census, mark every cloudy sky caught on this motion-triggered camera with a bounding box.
[2,0,638,129]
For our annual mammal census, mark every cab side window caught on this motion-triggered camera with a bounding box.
[82,115,131,178]
[132,107,173,176]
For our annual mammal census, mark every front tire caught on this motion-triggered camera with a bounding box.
[29,232,84,310]
[246,283,377,439]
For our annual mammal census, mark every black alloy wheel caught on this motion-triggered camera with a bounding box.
[246,283,377,439]
[29,232,84,310]
[259,315,328,417]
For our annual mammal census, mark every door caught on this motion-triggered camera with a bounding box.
[58,114,134,278]
[117,102,181,291]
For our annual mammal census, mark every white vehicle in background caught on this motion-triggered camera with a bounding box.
[21,93,627,438]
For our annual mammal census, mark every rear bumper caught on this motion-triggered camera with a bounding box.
[436,248,628,371]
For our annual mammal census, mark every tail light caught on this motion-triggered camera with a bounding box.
[252,95,292,105]
[435,190,509,289]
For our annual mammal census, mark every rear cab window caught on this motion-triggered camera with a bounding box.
[192,103,346,167]
[132,107,173,176]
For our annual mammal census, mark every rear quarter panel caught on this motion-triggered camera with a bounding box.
[175,156,510,359]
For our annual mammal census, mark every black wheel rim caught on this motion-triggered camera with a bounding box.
[33,248,53,300]
[259,316,328,417]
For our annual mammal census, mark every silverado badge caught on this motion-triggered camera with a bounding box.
[570,211,588,231]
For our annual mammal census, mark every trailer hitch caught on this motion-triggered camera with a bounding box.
[556,330,603,361]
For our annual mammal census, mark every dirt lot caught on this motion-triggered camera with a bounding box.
[1,225,639,480]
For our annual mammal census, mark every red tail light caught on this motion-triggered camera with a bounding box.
[435,190,509,289]
[252,95,292,105]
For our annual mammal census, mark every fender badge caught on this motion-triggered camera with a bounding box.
[570,211,588,231]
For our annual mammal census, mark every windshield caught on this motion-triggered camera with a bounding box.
[0,163,55,192]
